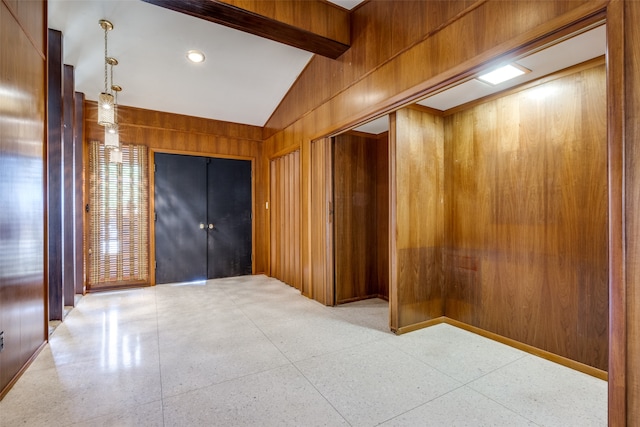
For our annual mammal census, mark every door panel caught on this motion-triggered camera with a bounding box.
[155,153,208,284]
[207,158,252,278]
[310,138,334,305]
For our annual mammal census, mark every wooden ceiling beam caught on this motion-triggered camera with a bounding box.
[141,0,351,59]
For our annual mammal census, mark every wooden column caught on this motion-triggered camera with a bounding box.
[63,64,75,307]
[389,108,445,333]
[47,29,64,321]
[74,92,85,295]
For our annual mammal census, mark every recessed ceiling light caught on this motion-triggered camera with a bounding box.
[478,63,530,85]
[186,50,205,63]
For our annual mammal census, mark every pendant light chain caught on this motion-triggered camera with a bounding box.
[104,23,108,94]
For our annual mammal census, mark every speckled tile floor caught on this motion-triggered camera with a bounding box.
[0,275,607,426]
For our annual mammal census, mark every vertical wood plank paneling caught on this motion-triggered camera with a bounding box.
[74,92,85,294]
[47,28,64,321]
[268,150,301,289]
[62,64,75,307]
[293,150,301,289]
[0,0,46,399]
[310,138,333,305]
[269,161,277,279]
[391,107,445,330]
[445,62,608,370]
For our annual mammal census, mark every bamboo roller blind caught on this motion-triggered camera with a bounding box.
[88,141,149,287]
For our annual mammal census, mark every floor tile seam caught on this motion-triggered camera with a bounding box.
[287,361,354,427]
[462,352,532,386]
[385,341,469,385]
[462,383,542,426]
[158,360,294,401]
[236,298,301,366]
[385,336,531,386]
[283,334,394,365]
[151,288,168,427]
[372,383,470,426]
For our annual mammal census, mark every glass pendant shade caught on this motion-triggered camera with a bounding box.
[98,92,115,126]
[109,148,123,164]
[104,123,119,148]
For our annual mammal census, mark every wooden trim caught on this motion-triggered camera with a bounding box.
[393,316,607,380]
[606,1,627,424]
[405,104,445,117]
[393,316,446,335]
[443,318,608,381]
[270,143,301,160]
[150,147,255,162]
[141,0,349,59]
[388,112,398,330]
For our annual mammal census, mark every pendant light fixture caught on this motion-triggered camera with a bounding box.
[97,19,115,126]
[104,59,120,150]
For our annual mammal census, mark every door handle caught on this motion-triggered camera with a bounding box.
[208,223,215,230]
[199,223,205,229]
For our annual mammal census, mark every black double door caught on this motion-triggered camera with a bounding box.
[154,153,252,284]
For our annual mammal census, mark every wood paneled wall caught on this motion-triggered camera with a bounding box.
[444,62,608,370]
[0,0,46,399]
[84,103,266,281]
[333,131,388,303]
[270,150,301,290]
[390,108,445,331]
[264,0,608,312]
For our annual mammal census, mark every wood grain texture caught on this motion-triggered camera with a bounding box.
[390,108,445,330]
[263,0,607,308]
[263,0,602,139]
[333,131,388,303]
[0,0,46,399]
[621,0,640,423]
[142,0,349,59]
[310,138,334,305]
[606,2,626,423]
[221,0,350,45]
[84,102,266,284]
[376,132,390,299]
[269,150,301,290]
[444,62,608,370]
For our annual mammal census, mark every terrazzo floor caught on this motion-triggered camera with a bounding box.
[0,275,607,426]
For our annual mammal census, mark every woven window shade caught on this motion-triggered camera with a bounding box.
[88,141,149,287]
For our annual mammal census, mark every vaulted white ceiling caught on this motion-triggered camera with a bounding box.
[49,0,352,126]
